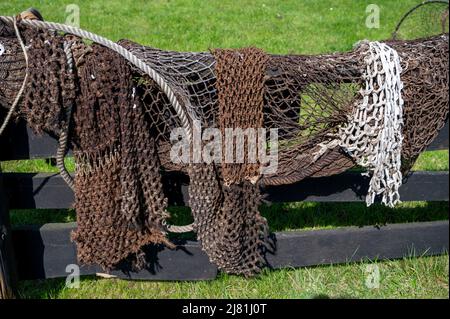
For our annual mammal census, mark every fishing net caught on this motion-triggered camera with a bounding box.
[70,43,173,270]
[0,28,25,110]
[0,15,448,274]
[1,25,173,270]
[121,34,449,186]
[392,0,449,40]
[188,48,272,275]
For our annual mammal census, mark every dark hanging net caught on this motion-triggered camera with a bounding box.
[0,16,448,274]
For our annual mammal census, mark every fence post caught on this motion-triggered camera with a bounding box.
[0,172,17,299]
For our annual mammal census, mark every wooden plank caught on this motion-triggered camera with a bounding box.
[0,175,17,299]
[0,119,447,161]
[266,220,449,268]
[264,170,449,203]
[427,120,449,151]
[2,173,75,209]
[1,172,189,209]
[0,119,62,161]
[12,223,217,281]
[11,220,448,280]
[1,170,448,209]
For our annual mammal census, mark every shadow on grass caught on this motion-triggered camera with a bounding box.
[260,201,449,232]
[10,201,449,240]
[17,276,95,299]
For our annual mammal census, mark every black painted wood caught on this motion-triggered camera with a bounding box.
[12,222,217,281]
[0,119,447,161]
[264,170,449,203]
[266,221,449,268]
[427,120,449,151]
[11,220,448,280]
[2,170,448,209]
[0,119,63,161]
[0,175,17,298]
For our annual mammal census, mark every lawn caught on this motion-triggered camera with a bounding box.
[0,0,449,299]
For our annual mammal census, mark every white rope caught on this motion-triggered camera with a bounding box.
[162,219,194,233]
[56,41,75,191]
[0,17,29,136]
[316,41,404,207]
[0,16,193,140]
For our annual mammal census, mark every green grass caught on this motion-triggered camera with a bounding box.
[412,150,449,171]
[1,0,449,299]
[0,0,441,53]
[1,149,447,173]
[9,200,449,237]
[17,255,449,299]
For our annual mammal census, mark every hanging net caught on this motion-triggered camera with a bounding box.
[0,13,448,275]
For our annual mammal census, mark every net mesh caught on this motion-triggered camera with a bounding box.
[0,27,25,109]
[121,35,449,186]
[70,43,173,270]
[393,1,449,40]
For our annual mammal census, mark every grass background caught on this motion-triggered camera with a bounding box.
[0,0,448,299]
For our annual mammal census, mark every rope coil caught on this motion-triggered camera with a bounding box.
[0,15,194,233]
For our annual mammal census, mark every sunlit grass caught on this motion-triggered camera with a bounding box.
[18,255,449,299]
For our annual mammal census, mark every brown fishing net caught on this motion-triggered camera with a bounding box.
[70,44,172,270]
[388,36,449,172]
[187,48,272,275]
[262,35,449,185]
[213,47,268,185]
[0,16,448,274]
[188,163,271,275]
[0,28,25,109]
[20,28,75,135]
[1,25,172,270]
[122,35,449,187]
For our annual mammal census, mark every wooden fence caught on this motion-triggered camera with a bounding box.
[0,118,448,298]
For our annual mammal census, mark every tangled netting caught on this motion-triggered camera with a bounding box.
[315,41,405,207]
[0,16,448,274]
[0,23,24,110]
[71,43,173,270]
